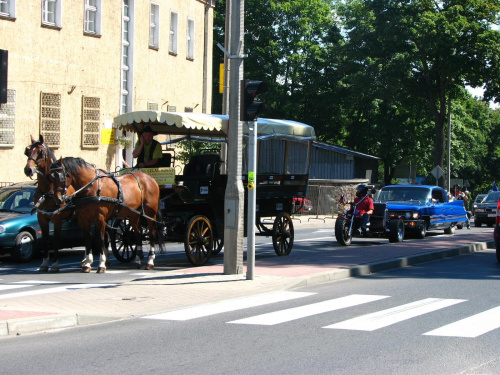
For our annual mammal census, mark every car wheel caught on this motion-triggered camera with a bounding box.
[497,246,500,263]
[416,224,426,239]
[474,220,482,227]
[12,231,35,262]
[444,225,455,235]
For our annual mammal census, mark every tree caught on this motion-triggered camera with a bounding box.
[338,0,500,174]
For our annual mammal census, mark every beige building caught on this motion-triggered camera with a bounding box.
[0,0,214,182]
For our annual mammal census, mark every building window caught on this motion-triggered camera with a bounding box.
[82,96,100,148]
[149,3,159,49]
[0,89,15,147]
[169,11,178,55]
[40,92,61,147]
[187,18,195,60]
[41,0,62,28]
[84,0,102,35]
[0,0,16,19]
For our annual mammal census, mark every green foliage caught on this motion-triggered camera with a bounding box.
[212,0,500,187]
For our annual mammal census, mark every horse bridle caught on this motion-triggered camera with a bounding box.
[25,142,50,178]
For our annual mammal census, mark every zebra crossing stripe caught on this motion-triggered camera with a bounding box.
[0,283,118,300]
[424,306,500,338]
[324,298,466,331]
[143,291,315,321]
[227,294,389,326]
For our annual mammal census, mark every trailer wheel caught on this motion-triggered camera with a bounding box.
[212,238,224,255]
[109,219,138,263]
[272,212,294,256]
[185,215,213,266]
[335,217,352,246]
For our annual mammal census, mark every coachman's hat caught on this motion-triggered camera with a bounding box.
[139,125,158,135]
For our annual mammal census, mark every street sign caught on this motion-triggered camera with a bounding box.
[431,165,444,181]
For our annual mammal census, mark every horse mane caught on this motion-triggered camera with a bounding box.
[59,157,94,176]
[43,143,57,162]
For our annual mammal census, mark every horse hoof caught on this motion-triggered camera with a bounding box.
[97,267,106,273]
[49,267,60,273]
[81,267,91,273]
[145,264,154,270]
[39,266,49,272]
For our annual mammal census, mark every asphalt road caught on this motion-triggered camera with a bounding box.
[0,246,498,375]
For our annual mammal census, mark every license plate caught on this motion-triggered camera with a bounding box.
[488,214,496,217]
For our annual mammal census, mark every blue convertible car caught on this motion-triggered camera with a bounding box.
[375,185,469,238]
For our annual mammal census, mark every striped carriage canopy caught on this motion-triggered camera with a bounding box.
[112,111,316,141]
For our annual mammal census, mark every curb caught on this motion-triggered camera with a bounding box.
[0,239,494,337]
[1,314,126,337]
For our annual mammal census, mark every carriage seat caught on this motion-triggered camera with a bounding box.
[369,202,387,231]
[183,154,221,181]
[158,152,172,168]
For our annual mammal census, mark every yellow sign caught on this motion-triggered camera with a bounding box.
[247,182,255,190]
[219,63,224,94]
[120,167,175,185]
[101,129,116,145]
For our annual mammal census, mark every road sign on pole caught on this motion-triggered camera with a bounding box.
[431,165,444,181]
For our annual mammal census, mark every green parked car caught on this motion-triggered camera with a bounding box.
[0,181,83,262]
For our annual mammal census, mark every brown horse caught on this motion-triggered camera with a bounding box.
[50,156,161,273]
[23,135,76,272]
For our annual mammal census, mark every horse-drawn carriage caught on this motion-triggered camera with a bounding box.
[111,111,316,266]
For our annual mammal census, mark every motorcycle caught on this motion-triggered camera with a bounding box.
[335,194,404,246]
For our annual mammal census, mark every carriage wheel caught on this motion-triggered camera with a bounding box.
[109,219,138,263]
[272,212,294,256]
[184,215,213,266]
[212,238,224,255]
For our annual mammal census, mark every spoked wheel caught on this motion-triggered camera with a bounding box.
[212,238,224,255]
[334,217,352,246]
[272,212,294,256]
[184,215,213,266]
[109,219,139,263]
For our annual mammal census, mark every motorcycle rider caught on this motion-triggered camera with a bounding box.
[353,184,374,235]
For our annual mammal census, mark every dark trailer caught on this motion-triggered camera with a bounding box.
[113,111,316,266]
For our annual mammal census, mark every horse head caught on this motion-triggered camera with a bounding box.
[24,134,55,180]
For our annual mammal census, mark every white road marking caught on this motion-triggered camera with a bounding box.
[143,291,316,321]
[324,298,466,331]
[0,283,118,300]
[227,294,389,326]
[424,306,500,337]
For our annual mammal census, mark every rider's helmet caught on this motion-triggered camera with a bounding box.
[356,184,368,197]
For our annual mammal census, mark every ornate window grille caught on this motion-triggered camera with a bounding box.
[82,96,100,148]
[40,92,61,147]
[0,89,15,147]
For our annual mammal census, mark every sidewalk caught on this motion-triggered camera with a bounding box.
[0,220,494,337]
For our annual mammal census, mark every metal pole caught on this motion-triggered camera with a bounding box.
[447,98,451,194]
[246,120,257,280]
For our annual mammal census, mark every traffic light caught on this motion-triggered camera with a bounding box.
[240,79,268,121]
[0,50,7,104]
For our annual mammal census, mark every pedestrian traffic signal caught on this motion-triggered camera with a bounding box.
[240,79,268,121]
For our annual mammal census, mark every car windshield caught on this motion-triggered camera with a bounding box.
[0,188,34,213]
[377,187,429,202]
[475,195,486,203]
[483,191,500,203]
